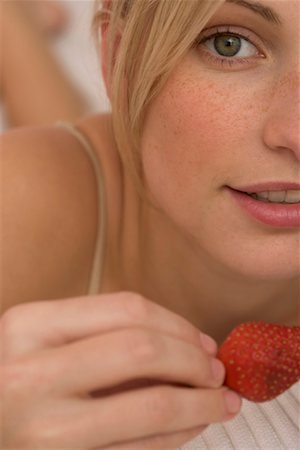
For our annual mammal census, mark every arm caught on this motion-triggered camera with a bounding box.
[1,1,90,127]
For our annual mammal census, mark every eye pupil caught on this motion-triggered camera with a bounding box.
[214,34,241,57]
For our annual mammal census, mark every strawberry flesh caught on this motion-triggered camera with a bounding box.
[217,321,300,402]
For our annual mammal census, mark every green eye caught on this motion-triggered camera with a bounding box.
[214,34,242,57]
[199,31,261,62]
[196,26,266,69]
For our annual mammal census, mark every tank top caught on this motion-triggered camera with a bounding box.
[56,121,299,449]
[56,121,106,295]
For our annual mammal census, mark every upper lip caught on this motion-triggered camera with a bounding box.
[229,182,300,193]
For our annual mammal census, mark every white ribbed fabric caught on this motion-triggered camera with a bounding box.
[181,381,299,449]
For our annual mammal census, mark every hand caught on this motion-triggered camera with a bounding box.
[1,292,242,449]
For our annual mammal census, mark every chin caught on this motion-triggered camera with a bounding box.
[193,223,300,283]
[215,245,300,282]
[232,260,299,282]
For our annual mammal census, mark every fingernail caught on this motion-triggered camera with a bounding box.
[224,390,242,414]
[200,332,217,354]
[212,358,225,383]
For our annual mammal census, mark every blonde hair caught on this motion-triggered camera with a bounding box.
[93,0,224,203]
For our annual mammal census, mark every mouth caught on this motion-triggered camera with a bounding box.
[235,189,300,204]
[228,182,300,205]
[225,186,300,228]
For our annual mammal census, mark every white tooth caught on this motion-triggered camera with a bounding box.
[267,190,286,202]
[253,189,300,203]
[284,190,300,203]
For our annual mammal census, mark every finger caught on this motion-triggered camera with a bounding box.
[59,385,241,448]
[100,425,206,450]
[2,292,217,357]
[36,328,225,395]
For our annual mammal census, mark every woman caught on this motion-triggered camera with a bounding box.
[1,0,299,448]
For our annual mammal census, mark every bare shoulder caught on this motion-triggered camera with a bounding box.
[1,124,99,313]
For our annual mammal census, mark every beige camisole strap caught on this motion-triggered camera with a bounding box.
[55,121,106,295]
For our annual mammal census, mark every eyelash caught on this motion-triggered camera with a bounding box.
[196,26,266,68]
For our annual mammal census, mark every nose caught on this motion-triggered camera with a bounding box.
[262,69,300,162]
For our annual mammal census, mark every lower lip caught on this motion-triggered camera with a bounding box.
[226,188,300,228]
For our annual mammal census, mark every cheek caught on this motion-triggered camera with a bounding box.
[140,65,299,279]
[141,69,257,206]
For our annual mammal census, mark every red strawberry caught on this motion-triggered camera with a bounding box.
[217,321,300,402]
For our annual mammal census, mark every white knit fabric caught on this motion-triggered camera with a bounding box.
[181,381,299,449]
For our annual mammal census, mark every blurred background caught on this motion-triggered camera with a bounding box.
[0,0,109,132]
[49,1,109,111]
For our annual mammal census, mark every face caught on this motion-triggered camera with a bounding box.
[141,0,300,281]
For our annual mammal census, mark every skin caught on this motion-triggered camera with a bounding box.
[103,0,300,341]
[1,1,299,448]
[2,1,298,334]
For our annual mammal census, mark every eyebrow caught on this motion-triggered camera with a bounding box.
[225,0,282,25]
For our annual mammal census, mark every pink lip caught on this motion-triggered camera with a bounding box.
[231,182,300,193]
[226,187,300,228]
